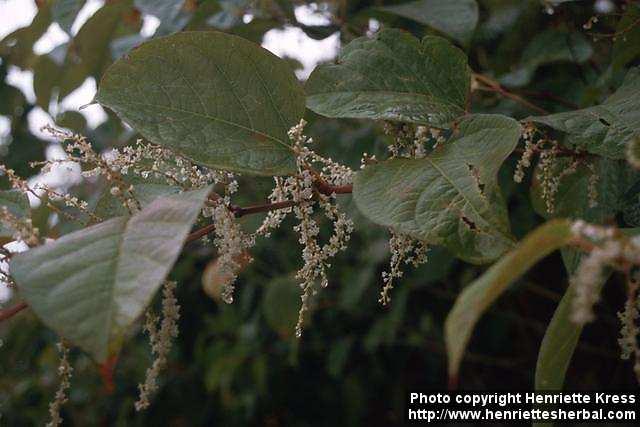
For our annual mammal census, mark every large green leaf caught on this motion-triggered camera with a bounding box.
[445,219,573,381]
[499,30,592,88]
[529,67,640,159]
[353,114,519,264]
[0,190,30,244]
[10,187,210,362]
[306,29,470,128]
[378,0,479,45]
[96,31,304,176]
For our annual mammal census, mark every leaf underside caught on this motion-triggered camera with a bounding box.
[11,187,210,362]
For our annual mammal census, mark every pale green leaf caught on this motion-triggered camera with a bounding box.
[378,0,478,45]
[529,67,640,159]
[96,31,304,176]
[11,187,210,362]
[445,219,573,380]
[353,114,519,264]
[306,29,470,128]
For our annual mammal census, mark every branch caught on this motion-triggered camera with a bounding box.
[0,301,28,322]
[473,73,549,115]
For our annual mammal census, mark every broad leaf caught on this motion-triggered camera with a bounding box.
[445,219,573,381]
[529,67,640,159]
[378,0,479,45]
[93,182,181,220]
[11,187,210,362]
[306,29,470,128]
[353,114,519,264]
[499,30,592,88]
[0,190,30,244]
[96,31,304,176]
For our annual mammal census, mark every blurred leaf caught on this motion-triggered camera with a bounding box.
[530,157,635,222]
[0,84,26,117]
[55,110,88,133]
[0,3,51,68]
[52,0,86,34]
[11,187,211,362]
[134,0,191,36]
[529,67,640,159]
[96,31,303,176]
[378,0,479,45]
[500,30,592,87]
[0,190,30,243]
[612,4,640,71]
[262,275,300,338]
[202,251,252,302]
[354,114,519,264]
[445,219,573,381]
[306,30,470,128]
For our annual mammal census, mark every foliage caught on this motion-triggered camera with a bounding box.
[2,0,640,425]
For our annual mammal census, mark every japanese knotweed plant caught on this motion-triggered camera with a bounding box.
[1,28,640,419]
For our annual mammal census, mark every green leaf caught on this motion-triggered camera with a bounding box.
[353,114,519,264]
[445,219,573,381]
[306,29,470,128]
[52,0,86,34]
[11,187,210,362]
[499,30,592,88]
[378,0,479,45]
[529,67,640,159]
[96,31,304,176]
[0,190,30,243]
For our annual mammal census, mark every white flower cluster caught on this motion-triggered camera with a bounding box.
[379,231,428,305]
[570,221,621,325]
[286,120,355,337]
[136,280,181,411]
[383,122,445,159]
[616,278,640,383]
[256,177,291,236]
[104,139,232,191]
[47,341,73,427]
[203,200,255,304]
[513,125,538,183]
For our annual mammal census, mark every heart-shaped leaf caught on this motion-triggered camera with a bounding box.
[353,114,520,263]
[96,31,304,176]
[445,219,573,383]
[306,29,470,128]
[529,67,640,159]
[10,187,210,362]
